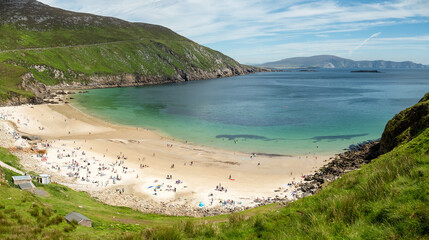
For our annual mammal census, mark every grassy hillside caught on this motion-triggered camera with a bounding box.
[0,1,255,104]
[380,92,429,154]
[0,165,279,240]
[0,63,34,101]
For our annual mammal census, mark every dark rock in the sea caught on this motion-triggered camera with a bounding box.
[311,133,368,143]
[216,134,268,141]
[351,70,381,73]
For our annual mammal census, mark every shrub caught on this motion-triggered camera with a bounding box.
[29,205,40,217]
[49,214,64,226]
[42,229,64,239]
[42,207,53,217]
[63,224,76,233]
[182,220,195,236]
[228,213,244,227]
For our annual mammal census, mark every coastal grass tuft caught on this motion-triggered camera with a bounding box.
[0,147,24,171]
[0,63,34,101]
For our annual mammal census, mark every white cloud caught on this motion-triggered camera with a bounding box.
[37,0,429,64]
[349,32,381,55]
[230,35,429,63]
[38,0,429,44]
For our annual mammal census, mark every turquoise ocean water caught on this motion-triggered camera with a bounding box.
[73,69,429,155]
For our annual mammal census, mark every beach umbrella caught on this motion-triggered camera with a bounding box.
[199,202,205,207]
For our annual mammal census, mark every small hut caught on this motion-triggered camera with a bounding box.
[12,175,31,185]
[39,174,51,184]
[64,212,92,227]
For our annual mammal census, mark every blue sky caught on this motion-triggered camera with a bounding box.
[39,0,429,65]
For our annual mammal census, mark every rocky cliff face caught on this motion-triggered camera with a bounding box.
[46,64,262,91]
[379,92,429,154]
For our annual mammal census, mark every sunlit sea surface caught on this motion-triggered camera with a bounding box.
[73,69,429,155]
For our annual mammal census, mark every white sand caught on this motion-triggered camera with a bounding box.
[0,103,331,211]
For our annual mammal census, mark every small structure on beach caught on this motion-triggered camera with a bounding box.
[12,175,31,185]
[64,212,92,227]
[38,174,51,184]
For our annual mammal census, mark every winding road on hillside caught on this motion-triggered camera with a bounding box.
[0,40,132,53]
[0,38,189,53]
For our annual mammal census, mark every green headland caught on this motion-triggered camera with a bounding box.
[0,0,262,105]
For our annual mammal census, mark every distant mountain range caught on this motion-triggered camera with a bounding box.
[258,55,429,69]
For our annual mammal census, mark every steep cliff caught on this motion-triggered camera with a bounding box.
[0,0,265,105]
[379,92,429,154]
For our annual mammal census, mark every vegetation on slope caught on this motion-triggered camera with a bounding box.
[380,92,429,154]
[0,1,255,104]
[0,165,280,239]
[0,63,34,101]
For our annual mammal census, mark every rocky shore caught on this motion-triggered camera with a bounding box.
[296,140,380,197]
[1,65,268,107]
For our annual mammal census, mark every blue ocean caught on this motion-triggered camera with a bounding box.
[73,69,429,155]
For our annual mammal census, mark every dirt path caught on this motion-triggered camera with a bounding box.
[0,40,131,53]
[0,160,24,175]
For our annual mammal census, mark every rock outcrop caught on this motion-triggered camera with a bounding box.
[380,92,429,154]
[297,91,429,197]
[297,140,380,196]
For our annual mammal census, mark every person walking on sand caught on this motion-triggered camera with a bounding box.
[229,174,231,180]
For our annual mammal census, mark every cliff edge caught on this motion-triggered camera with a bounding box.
[380,92,429,154]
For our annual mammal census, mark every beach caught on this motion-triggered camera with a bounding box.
[0,101,331,216]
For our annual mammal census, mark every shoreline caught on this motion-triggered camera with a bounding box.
[0,102,333,216]
[71,90,343,157]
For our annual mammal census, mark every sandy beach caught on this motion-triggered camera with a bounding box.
[0,101,331,216]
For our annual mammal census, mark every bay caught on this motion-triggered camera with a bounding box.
[73,69,429,155]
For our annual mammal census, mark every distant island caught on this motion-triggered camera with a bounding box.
[258,55,429,69]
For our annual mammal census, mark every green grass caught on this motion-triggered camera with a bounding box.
[0,147,23,171]
[0,2,245,104]
[0,170,280,239]
[0,159,279,239]
[0,63,34,101]
[380,92,429,154]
